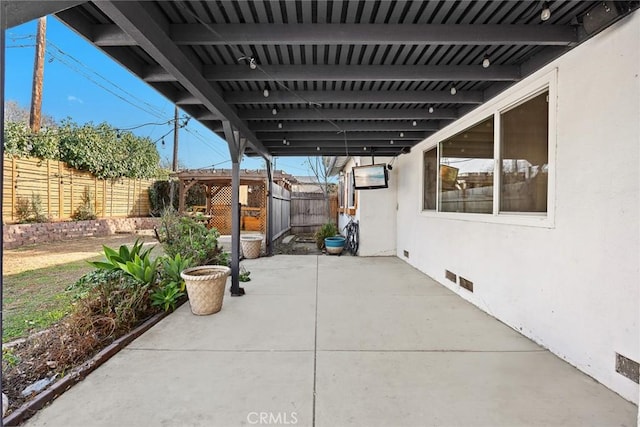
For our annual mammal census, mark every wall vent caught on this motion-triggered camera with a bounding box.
[445,270,457,283]
[615,353,639,384]
[403,250,409,258]
[459,276,474,292]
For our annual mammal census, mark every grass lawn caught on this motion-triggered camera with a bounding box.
[2,257,100,343]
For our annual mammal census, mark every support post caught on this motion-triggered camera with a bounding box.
[230,158,242,295]
[266,159,273,256]
[223,121,246,296]
[1,5,7,357]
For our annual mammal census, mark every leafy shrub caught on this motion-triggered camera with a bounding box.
[72,187,97,221]
[74,239,191,320]
[3,118,161,179]
[89,239,151,268]
[160,253,193,291]
[239,266,251,282]
[2,348,21,368]
[30,193,48,223]
[149,181,206,216]
[119,253,158,284]
[149,180,178,215]
[70,268,155,339]
[3,121,59,159]
[157,209,229,266]
[14,193,48,223]
[59,121,133,179]
[15,196,32,223]
[89,239,158,285]
[151,282,184,312]
[315,222,338,249]
[149,253,192,312]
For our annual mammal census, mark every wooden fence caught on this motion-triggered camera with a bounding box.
[271,183,291,239]
[3,156,155,223]
[291,192,338,234]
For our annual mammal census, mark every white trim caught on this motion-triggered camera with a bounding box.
[417,69,558,228]
[492,111,501,216]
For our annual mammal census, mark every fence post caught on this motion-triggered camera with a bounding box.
[58,162,63,219]
[69,168,74,218]
[46,159,51,218]
[11,157,16,222]
[94,175,98,217]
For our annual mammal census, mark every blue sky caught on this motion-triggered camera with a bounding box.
[5,17,312,176]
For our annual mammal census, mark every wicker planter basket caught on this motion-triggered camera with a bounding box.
[240,235,263,259]
[181,266,231,315]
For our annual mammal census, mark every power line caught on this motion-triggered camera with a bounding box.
[7,33,169,119]
[46,40,167,118]
[5,117,190,139]
[7,44,36,49]
[183,127,227,158]
[46,49,166,120]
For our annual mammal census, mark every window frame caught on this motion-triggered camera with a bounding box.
[346,170,358,215]
[338,173,345,209]
[422,147,438,211]
[419,70,557,228]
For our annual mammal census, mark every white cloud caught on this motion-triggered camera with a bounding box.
[67,95,84,104]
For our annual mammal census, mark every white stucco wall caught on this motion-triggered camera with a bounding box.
[338,156,397,256]
[395,11,639,403]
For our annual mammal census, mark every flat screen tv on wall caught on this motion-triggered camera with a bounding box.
[352,164,389,190]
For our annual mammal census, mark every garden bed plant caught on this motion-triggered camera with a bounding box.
[2,239,190,417]
[2,212,240,420]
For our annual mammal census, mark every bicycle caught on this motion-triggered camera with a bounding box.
[343,218,359,256]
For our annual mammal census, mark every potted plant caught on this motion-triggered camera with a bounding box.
[315,222,344,254]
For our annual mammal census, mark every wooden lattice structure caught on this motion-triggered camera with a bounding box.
[174,169,295,236]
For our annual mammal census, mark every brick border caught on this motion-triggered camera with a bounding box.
[3,218,160,250]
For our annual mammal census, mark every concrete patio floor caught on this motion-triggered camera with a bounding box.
[26,255,636,426]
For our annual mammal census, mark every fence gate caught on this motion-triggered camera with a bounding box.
[290,192,338,234]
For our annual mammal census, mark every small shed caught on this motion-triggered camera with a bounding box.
[173,169,295,236]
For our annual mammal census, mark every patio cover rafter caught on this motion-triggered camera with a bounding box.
[45,0,632,161]
[90,1,270,160]
[264,147,406,157]
[233,108,458,121]
[92,23,577,46]
[1,1,84,29]
[213,90,484,106]
[144,64,521,83]
[264,140,416,149]
[242,121,442,133]
[257,131,428,141]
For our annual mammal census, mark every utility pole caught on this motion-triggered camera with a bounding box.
[169,105,179,210]
[29,17,46,133]
[172,105,179,172]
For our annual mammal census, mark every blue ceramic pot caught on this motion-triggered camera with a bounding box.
[325,236,345,255]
